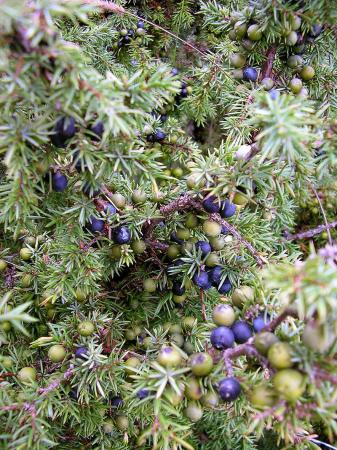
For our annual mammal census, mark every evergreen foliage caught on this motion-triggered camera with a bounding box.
[0,0,336,449]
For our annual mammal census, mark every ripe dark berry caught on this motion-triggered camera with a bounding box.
[221,225,228,234]
[210,326,234,349]
[137,388,149,399]
[208,266,222,285]
[230,53,246,68]
[52,172,68,192]
[192,270,210,289]
[218,377,241,402]
[220,200,236,218]
[231,320,253,343]
[217,277,232,294]
[195,241,211,256]
[111,396,124,408]
[171,68,179,76]
[202,195,220,213]
[309,24,323,38]
[154,129,166,141]
[172,280,185,296]
[269,89,280,100]
[137,20,145,29]
[75,346,88,360]
[113,226,131,244]
[87,216,105,233]
[89,121,104,140]
[170,231,184,245]
[104,203,117,216]
[51,116,76,147]
[253,314,270,333]
[243,67,258,82]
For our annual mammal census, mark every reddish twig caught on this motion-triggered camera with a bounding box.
[200,290,207,321]
[284,220,337,241]
[222,340,270,376]
[260,46,277,80]
[262,307,298,333]
[210,213,266,268]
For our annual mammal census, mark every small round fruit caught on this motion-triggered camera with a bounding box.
[77,321,95,336]
[205,253,220,267]
[125,357,141,374]
[289,78,303,94]
[132,189,147,204]
[20,248,33,261]
[202,196,220,213]
[183,340,194,355]
[173,294,186,304]
[302,322,333,353]
[195,241,212,256]
[218,377,241,402]
[247,24,262,41]
[273,369,306,402]
[186,174,205,189]
[17,367,37,383]
[190,352,213,377]
[192,270,210,289]
[125,329,136,340]
[1,321,12,332]
[185,377,202,400]
[253,314,270,332]
[286,31,298,46]
[203,220,222,237]
[241,38,255,51]
[0,259,8,271]
[157,346,182,368]
[143,278,157,293]
[103,420,114,434]
[185,402,203,422]
[171,333,184,347]
[21,274,33,287]
[267,342,293,369]
[176,228,190,241]
[230,53,246,68]
[290,15,301,31]
[287,55,303,69]
[300,65,315,81]
[165,385,184,406]
[185,213,198,229]
[182,316,197,330]
[115,415,129,431]
[210,326,234,349]
[48,344,66,363]
[232,69,243,80]
[234,22,247,39]
[131,240,146,254]
[249,385,276,408]
[232,321,253,343]
[75,288,86,303]
[261,77,274,91]
[110,193,126,209]
[2,356,13,369]
[212,304,235,327]
[110,245,122,260]
[233,191,248,205]
[232,286,254,307]
[201,391,219,408]
[209,236,226,251]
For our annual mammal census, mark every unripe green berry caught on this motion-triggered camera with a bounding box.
[185,213,198,229]
[261,77,274,91]
[125,356,141,374]
[157,346,182,368]
[185,402,203,422]
[232,286,254,307]
[247,24,262,41]
[267,342,293,369]
[230,53,246,68]
[18,366,37,383]
[286,31,298,46]
[185,376,202,400]
[273,369,306,402]
[176,228,190,241]
[131,240,146,254]
[132,189,147,204]
[77,321,95,337]
[190,352,213,376]
[254,332,279,356]
[143,278,157,293]
[0,259,8,271]
[110,193,126,209]
[20,248,33,261]
[212,304,235,326]
[203,220,222,237]
[300,65,315,81]
[115,415,129,431]
[209,236,226,251]
[289,78,303,94]
[48,344,66,363]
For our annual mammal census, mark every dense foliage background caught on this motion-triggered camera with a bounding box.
[0,0,336,449]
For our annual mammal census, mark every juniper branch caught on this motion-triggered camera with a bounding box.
[284,220,337,241]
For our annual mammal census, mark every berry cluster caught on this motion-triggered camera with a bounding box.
[117,20,146,48]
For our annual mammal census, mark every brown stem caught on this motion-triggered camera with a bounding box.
[221,341,270,376]
[200,290,207,321]
[262,307,298,332]
[260,46,277,80]
[210,213,266,268]
[284,221,337,241]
